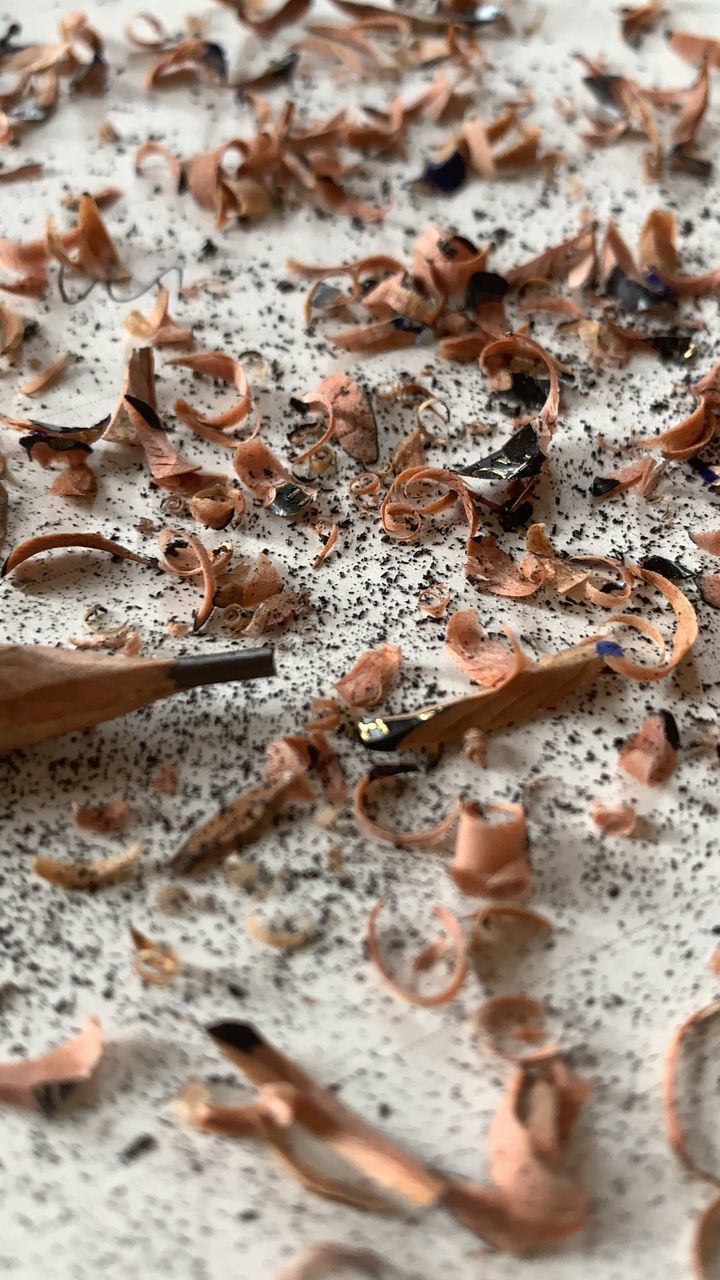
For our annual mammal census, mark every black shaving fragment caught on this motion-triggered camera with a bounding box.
[0,21,22,54]
[591,475,620,498]
[202,41,228,82]
[124,393,163,430]
[266,480,315,517]
[582,73,624,112]
[421,150,467,193]
[455,423,544,486]
[657,709,680,750]
[20,435,92,458]
[438,233,477,258]
[465,271,509,310]
[646,332,696,363]
[368,763,419,782]
[605,265,676,312]
[640,554,693,580]
[498,499,534,530]
[14,414,109,444]
[501,372,550,411]
[309,281,346,314]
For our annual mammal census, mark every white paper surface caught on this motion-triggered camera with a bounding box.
[2,1,720,1276]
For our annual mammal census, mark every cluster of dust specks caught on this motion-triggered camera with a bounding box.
[2,1,720,1277]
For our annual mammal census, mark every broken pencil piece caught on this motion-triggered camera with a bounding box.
[356,640,606,750]
[0,645,276,754]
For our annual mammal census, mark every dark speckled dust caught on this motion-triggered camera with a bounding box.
[2,1,720,1277]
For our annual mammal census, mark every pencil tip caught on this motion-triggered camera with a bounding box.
[207,1022,263,1053]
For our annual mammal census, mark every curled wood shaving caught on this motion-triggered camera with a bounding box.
[450,801,531,898]
[215,552,283,609]
[124,286,193,347]
[124,12,167,47]
[72,797,129,832]
[476,995,558,1063]
[471,905,551,963]
[702,574,720,607]
[481,333,563,450]
[520,523,589,596]
[693,1194,720,1279]
[348,470,382,508]
[417,582,451,617]
[445,611,528,687]
[167,350,254,441]
[664,1001,720,1186]
[0,163,44,185]
[245,914,317,951]
[353,768,459,848]
[205,1021,446,1207]
[462,727,487,765]
[381,465,477,542]
[462,112,544,182]
[638,396,716,461]
[334,643,401,708]
[2,531,148,577]
[292,373,378,464]
[392,425,427,473]
[592,457,665,503]
[506,225,596,290]
[134,140,184,189]
[366,901,468,1007]
[70,604,135,653]
[276,1242,386,1280]
[482,1059,591,1240]
[106,346,157,445]
[124,393,202,489]
[668,30,720,68]
[691,529,720,556]
[591,800,637,835]
[0,301,24,354]
[171,774,297,875]
[188,483,245,530]
[146,39,227,90]
[620,0,665,46]
[33,841,143,892]
[130,925,180,985]
[241,589,308,636]
[195,1020,590,1251]
[158,528,219,632]
[46,194,128,283]
[234,437,307,507]
[312,519,338,569]
[0,1017,103,1112]
[466,535,540,599]
[618,712,678,786]
[18,352,73,397]
[602,569,697,681]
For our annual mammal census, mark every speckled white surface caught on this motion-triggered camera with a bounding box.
[3,1,720,1276]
